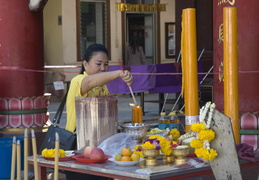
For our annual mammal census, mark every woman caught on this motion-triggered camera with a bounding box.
[65,44,133,180]
[65,43,133,133]
[126,36,147,65]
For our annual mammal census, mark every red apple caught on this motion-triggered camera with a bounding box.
[83,146,95,158]
[89,147,105,159]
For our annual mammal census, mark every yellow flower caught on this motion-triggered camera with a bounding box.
[203,149,218,161]
[194,148,207,158]
[59,149,66,157]
[133,145,144,158]
[170,129,180,141]
[195,148,217,161]
[191,123,206,132]
[161,141,173,155]
[149,135,173,155]
[41,148,66,158]
[198,129,215,141]
[142,141,156,149]
[190,139,203,148]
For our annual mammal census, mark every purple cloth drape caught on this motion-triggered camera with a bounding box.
[148,63,182,94]
[106,62,203,94]
[107,64,156,94]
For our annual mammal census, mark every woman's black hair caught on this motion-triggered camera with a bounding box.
[130,37,140,55]
[80,44,109,74]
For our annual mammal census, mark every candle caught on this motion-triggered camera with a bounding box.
[182,8,199,133]
[54,132,60,180]
[24,128,28,180]
[31,129,39,180]
[223,7,240,144]
[132,106,143,124]
[16,140,21,180]
[10,136,16,180]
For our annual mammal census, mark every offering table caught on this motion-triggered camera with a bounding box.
[27,156,259,180]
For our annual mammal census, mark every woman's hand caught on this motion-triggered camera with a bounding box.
[120,70,133,86]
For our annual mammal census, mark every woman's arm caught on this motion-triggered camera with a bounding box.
[81,70,133,95]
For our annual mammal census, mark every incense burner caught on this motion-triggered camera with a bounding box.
[120,123,149,143]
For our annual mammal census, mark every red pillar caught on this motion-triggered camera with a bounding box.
[0,0,44,97]
[0,0,48,129]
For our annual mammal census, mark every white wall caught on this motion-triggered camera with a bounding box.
[44,0,176,81]
[109,0,123,65]
[62,0,78,65]
[43,0,63,65]
[160,0,176,63]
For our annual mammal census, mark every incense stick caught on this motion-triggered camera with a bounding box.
[24,128,28,180]
[117,58,137,106]
[31,129,39,180]
[10,136,16,180]
[128,86,138,106]
[54,132,59,180]
[16,140,21,180]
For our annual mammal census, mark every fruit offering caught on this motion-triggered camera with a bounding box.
[83,146,95,158]
[114,147,140,161]
[83,146,105,159]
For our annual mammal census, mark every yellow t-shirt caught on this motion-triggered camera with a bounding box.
[65,72,109,132]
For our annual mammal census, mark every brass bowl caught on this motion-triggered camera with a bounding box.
[172,145,189,165]
[142,148,160,158]
[163,155,175,163]
[172,145,189,157]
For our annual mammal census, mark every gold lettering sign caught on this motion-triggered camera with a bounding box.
[217,0,236,6]
[116,3,166,12]
[218,24,224,44]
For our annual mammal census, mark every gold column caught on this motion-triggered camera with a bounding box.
[182,8,199,133]
[223,7,240,144]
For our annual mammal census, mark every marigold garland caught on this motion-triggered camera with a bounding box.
[190,139,203,148]
[189,102,218,161]
[191,123,206,132]
[194,148,218,161]
[170,128,180,141]
[198,129,215,141]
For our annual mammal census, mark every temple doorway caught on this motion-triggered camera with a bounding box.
[126,13,155,64]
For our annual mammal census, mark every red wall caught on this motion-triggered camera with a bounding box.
[0,0,44,97]
[213,0,259,112]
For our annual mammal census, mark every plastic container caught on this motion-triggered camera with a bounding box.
[158,112,167,130]
[75,95,118,150]
[0,137,24,179]
[168,112,179,130]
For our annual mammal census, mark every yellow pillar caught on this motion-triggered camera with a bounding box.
[182,8,199,133]
[223,7,240,144]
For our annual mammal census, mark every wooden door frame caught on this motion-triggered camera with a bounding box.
[121,0,161,64]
